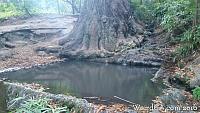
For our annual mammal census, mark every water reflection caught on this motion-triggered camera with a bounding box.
[0,61,164,105]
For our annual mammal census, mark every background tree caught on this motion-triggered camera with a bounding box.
[56,0,61,14]
[64,0,81,14]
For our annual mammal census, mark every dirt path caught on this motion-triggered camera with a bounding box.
[0,15,77,71]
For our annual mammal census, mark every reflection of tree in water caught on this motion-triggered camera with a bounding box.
[0,61,163,105]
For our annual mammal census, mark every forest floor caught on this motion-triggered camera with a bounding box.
[0,15,77,71]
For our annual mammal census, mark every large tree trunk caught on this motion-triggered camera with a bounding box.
[59,0,144,57]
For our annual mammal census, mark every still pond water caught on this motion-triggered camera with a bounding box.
[0,61,164,107]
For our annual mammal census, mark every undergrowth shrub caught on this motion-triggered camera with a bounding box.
[154,0,200,62]
[174,26,200,61]
[130,0,155,23]
[192,87,200,100]
[154,0,194,32]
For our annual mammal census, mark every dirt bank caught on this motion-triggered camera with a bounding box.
[0,15,77,71]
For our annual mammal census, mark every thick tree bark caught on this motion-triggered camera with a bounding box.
[59,0,143,54]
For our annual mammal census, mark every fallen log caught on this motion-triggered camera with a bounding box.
[113,96,135,105]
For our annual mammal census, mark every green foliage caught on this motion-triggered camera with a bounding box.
[152,0,200,61]
[130,0,198,61]
[177,61,185,69]
[130,0,156,23]
[0,3,22,19]
[154,0,194,32]
[175,26,200,60]
[11,98,80,113]
[192,87,200,100]
[0,0,74,19]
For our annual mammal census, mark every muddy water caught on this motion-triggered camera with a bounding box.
[0,61,164,106]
